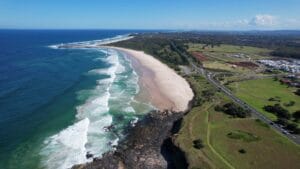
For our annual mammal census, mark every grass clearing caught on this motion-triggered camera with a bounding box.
[175,75,300,169]
[188,43,271,58]
[228,78,300,121]
[227,130,261,142]
[203,61,250,73]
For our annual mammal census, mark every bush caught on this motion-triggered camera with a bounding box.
[222,102,251,118]
[193,139,204,149]
[268,97,280,102]
[293,128,300,134]
[202,89,216,101]
[284,101,295,107]
[295,89,300,96]
[275,118,288,127]
[293,110,300,122]
[238,149,247,154]
[193,96,203,107]
[286,123,298,131]
[214,105,223,112]
[263,104,291,119]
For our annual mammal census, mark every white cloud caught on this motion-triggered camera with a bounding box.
[175,14,300,30]
[249,14,277,27]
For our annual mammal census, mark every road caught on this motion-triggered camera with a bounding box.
[170,42,300,145]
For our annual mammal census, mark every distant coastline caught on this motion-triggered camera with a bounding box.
[53,34,194,112]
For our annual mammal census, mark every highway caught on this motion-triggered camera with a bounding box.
[170,42,300,145]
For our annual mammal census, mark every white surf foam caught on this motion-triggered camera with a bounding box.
[48,35,133,49]
[40,118,90,169]
[40,48,152,169]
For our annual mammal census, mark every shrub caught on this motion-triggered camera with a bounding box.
[275,118,288,127]
[295,89,300,96]
[193,139,204,149]
[286,123,298,131]
[214,105,223,112]
[293,110,300,122]
[263,104,291,119]
[238,149,246,154]
[222,102,251,118]
[284,101,295,107]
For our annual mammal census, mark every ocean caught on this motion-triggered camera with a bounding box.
[0,30,153,169]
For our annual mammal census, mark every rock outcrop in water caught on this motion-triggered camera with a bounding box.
[72,110,188,169]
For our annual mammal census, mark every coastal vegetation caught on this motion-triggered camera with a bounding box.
[143,31,300,59]
[111,33,300,169]
[112,36,189,70]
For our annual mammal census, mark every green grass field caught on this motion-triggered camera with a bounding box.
[228,78,300,121]
[209,106,300,169]
[188,43,271,60]
[175,75,300,169]
[187,43,271,76]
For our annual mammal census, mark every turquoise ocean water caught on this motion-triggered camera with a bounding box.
[0,30,153,169]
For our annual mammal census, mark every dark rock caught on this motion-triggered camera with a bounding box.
[86,152,93,159]
[72,110,187,169]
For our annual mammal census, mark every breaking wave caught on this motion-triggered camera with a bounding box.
[39,47,152,169]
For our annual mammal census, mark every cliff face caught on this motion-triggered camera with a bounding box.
[72,110,187,169]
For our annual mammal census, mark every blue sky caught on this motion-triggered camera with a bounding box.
[0,0,300,30]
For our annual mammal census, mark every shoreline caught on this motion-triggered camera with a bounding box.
[105,46,194,112]
[70,41,195,168]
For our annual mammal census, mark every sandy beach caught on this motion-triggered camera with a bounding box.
[107,46,194,112]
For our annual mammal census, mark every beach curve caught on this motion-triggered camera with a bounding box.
[107,46,194,112]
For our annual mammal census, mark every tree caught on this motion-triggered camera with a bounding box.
[276,118,288,127]
[202,89,215,101]
[295,89,300,96]
[263,104,291,119]
[293,110,300,122]
[238,149,246,154]
[286,123,298,131]
[193,139,204,149]
[222,103,251,118]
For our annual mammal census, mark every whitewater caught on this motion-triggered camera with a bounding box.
[40,37,152,169]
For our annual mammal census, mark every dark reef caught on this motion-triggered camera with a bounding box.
[72,110,188,169]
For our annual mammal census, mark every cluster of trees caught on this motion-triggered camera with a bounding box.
[126,31,300,59]
[192,85,216,107]
[264,104,300,134]
[264,104,291,119]
[112,36,189,70]
[215,102,251,118]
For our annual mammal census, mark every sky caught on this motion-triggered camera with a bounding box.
[0,0,300,30]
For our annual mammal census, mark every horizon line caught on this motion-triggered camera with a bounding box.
[1,28,300,32]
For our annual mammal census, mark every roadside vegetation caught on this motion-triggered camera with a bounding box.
[228,78,300,132]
